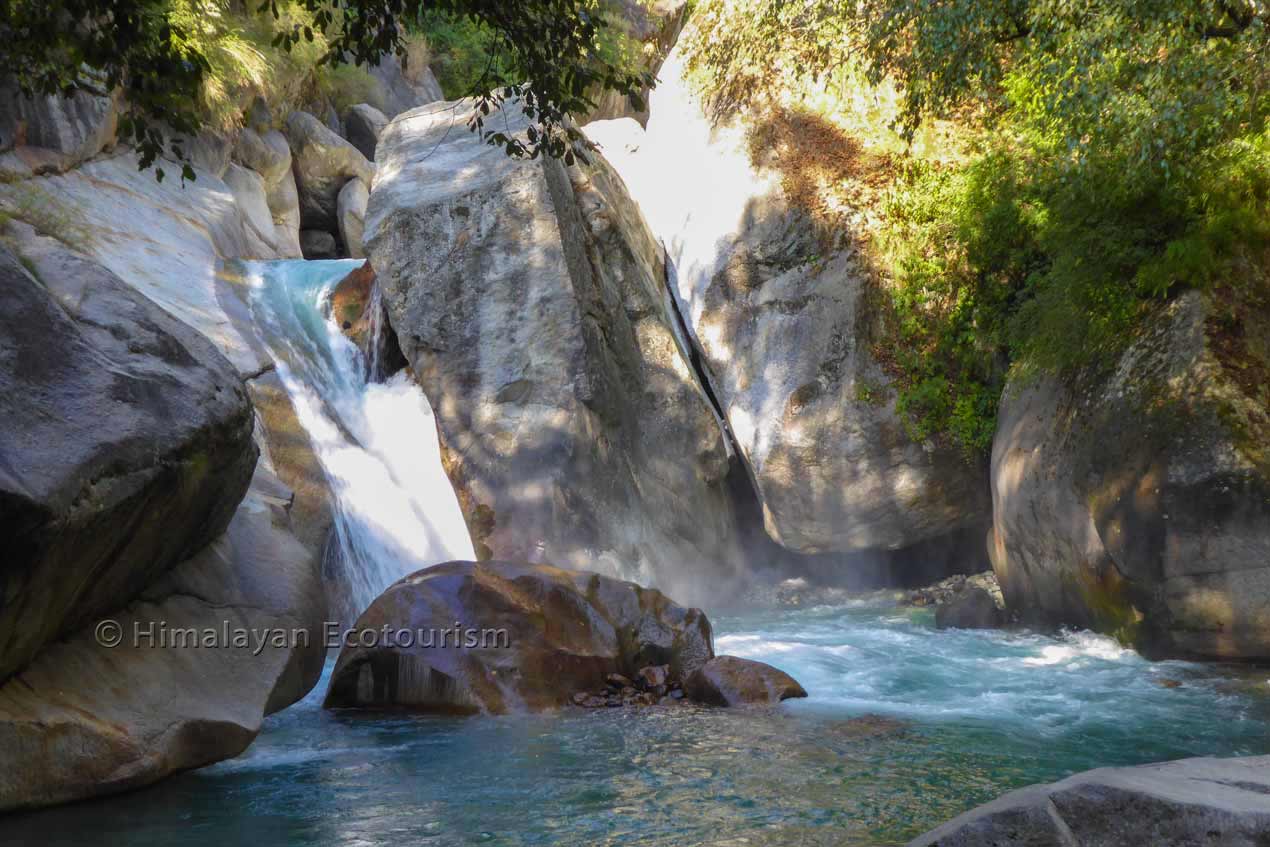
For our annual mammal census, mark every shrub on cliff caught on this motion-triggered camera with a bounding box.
[686,0,1269,457]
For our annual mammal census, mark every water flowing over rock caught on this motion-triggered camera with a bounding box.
[0,233,257,683]
[364,100,742,601]
[324,561,714,713]
[285,111,375,234]
[0,463,327,812]
[907,755,1270,846]
[990,291,1270,659]
[586,43,989,558]
[684,655,807,706]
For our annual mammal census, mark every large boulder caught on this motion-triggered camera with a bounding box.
[0,462,327,812]
[990,291,1270,659]
[324,561,714,713]
[587,46,989,558]
[908,755,1270,846]
[337,177,369,259]
[285,111,375,233]
[684,655,807,706]
[231,122,302,256]
[366,54,445,117]
[0,148,287,376]
[364,101,743,602]
[223,162,281,254]
[0,79,118,174]
[0,234,257,682]
[934,586,1004,630]
[344,103,388,160]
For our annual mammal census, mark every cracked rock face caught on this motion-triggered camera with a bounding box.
[990,291,1270,659]
[0,235,257,683]
[364,101,742,603]
[907,755,1270,846]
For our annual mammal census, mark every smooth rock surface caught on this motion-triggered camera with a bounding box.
[684,655,807,706]
[0,463,327,813]
[324,561,714,713]
[337,177,369,259]
[365,101,742,603]
[908,755,1270,846]
[285,111,375,232]
[232,125,302,256]
[0,234,257,682]
[0,149,285,375]
[586,45,989,557]
[990,291,1270,659]
[224,162,281,254]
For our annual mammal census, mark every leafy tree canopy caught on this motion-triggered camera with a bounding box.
[0,0,650,178]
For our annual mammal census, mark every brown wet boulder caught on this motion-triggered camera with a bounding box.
[684,655,807,707]
[324,561,715,714]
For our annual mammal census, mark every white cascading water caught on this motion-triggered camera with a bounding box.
[585,44,772,338]
[245,259,474,617]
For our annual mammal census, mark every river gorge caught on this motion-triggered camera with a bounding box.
[2,2,1269,845]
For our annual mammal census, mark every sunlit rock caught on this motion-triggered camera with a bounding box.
[586,42,990,557]
[908,755,1270,846]
[364,99,743,603]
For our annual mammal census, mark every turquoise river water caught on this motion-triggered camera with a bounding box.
[11,600,1270,846]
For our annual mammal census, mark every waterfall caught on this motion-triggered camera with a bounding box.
[245,259,475,618]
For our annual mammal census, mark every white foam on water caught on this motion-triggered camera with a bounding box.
[245,259,474,616]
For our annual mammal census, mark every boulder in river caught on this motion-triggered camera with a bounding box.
[907,754,1270,846]
[324,561,715,713]
[300,228,339,259]
[990,291,1270,659]
[684,655,807,706]
[0,233,257,682]
[285,110,375,232]
[364,100,743,603]
[934,586,1004,630]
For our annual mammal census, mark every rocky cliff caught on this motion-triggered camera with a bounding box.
[364,100,743,603]
[991,290,1270,659]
